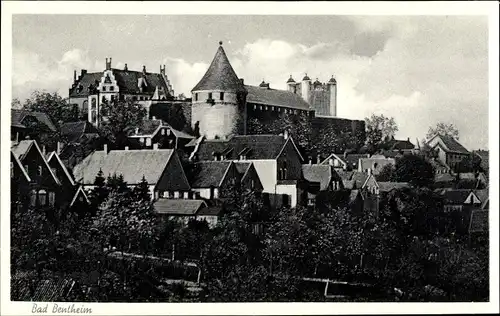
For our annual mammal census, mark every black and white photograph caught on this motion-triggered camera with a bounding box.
[1,1,499,315]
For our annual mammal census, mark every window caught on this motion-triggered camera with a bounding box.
[38,189,47,206]
[220,92,224,100]
[38,165,43,176]
[183,192,189,199]
[282,194,290,207]
[102,96,106,103]
[307,197,316,207]
[30,190,37,207]
[161,129,165,135]
[102,87,106,92]
[251,180,255,189]
[111,95,115,102]
[194,93,198,101]
[110,86,114,91]
[174,191,180,199]
[140,137,144,143]
[167,129,171,136]
[146,138,152,146]
[48,192,55,206]
[208,92,213,100]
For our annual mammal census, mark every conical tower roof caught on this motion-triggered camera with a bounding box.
[192,43,246,93]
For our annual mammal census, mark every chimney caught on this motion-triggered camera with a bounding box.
[160,65,165,75]
[103,144,108,155]
[80,69,87,78]
[73,70,77,83]
[56,142,62,155]
[105,58,112,70]
[153,143,158,150]
[124,146,129,151]
[142,65,147,75]
[124,63,128,71]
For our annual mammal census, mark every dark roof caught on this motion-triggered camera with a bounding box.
[302,165,333,191]
[303,74,311,81]
[434,134,469,154]
[323,153,369,168]
[442,189,473,204]
[286,75,295,83]
[60,121,99,142]
[378,182,410,192]
[351,171,369,188]
[196,135,294,161]
[328,76,337,84]
[245,85,312,111]
[197,206,222,216]
[11,109,56,132]
[474,150,489,171]
[191,161,232,188]
[69,69,171,97]
[469,210,488,233]
[387,138,415,150]
[128,119,161,136]
[192,45,246,92]
[154,199,207,215]
[73,148,176,185]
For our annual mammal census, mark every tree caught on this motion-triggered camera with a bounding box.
[99,99,147,149]
[426,122,460,141]
[377,164,396,182]
[22,91,79,126]
[393,154,435,187]
[365,114,398,153]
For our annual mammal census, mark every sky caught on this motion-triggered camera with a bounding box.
[12,15,489,150]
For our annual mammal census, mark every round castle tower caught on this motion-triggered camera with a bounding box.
[327,75,337,117]
[191,42,247,139]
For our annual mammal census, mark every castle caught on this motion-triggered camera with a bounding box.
[69,42,364,148]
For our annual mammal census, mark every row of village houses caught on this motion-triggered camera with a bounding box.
[10,108,489,235]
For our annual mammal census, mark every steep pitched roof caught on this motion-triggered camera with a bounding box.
[154,199,207,215]
[378,182,410,192]
[469,210,488,233]
[321,153,369,169]
[245,85,312,111]
[73,149,175,185]
[191,161,233,188]
[128,119,162,136]
[429,134,469,154]
[351,171,369,188]
[10,151,31,182]
[11,109,56,132]
[46,151,76,186]
[69,186,90,207]
[11,140,60,185]
[192,45,246,92]
[60,121,99,142]
[302,165,333,191]
[234,162,252,179]
[69,69,172,97]
[195,135,302,161]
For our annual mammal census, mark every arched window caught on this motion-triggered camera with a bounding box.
[30,190,37,207]
[38,189,47,206]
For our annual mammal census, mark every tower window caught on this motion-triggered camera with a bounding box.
[220,92,224,100]
[110,86,114,91]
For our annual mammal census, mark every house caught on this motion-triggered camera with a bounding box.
[188,133,305,208]
[58,121,102,169]
[320,153,369,170]
[11,140,60,209]
[385,137,415,152]
[190,161,240,200]
[358,155,396,175]
[234,162,264,191]
[361,173,410,215]
[426,134,470,171]
[336,170,369,190]
[154,199,208,224]
[11,109,57,144]
[127,117,195,150]
[72,146,190,200]
[46,151,77,209]
[301,164,342,207]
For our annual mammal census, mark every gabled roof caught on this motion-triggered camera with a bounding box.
[377,182,410,192]
[69,69,172,97]
[302,165,333,191]
[154,199,207,215]
[10,151,31,182]
[386,138,415,150]
[60,121,99,143]
[46,151,76,186]
[321,153,369,169]
[429,134,469,154]
[191,161,233,188]
[442,189,473,205]
[128,120,195,140]
[69,186,90,207]
[245,85,312,111]
[234,162,252,180]
[11,109,57,132]
[351,171,370,188]
[469,210,488,233]
[194,135,303,161]
[73,148,175,185]
[192,45,246,92]
[11,140,60,185]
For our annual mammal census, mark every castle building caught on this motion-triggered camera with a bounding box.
[68,58,174,127]
[286,75,337,117]
[191,42,363,144]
